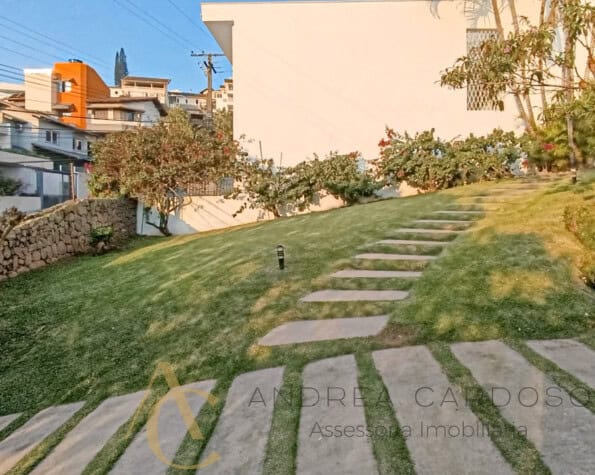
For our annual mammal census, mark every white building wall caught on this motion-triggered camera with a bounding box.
[202,0,541,166]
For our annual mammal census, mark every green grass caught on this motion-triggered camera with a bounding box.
[1,173,594,473]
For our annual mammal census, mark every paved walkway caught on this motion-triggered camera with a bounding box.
[1,338,592,474]
[5,181,586,474]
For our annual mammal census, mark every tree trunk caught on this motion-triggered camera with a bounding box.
[159,212,171,236]
[538,0,549,112]
[491,0,535,135]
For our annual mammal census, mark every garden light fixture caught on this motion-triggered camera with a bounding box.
[277,245,285,270]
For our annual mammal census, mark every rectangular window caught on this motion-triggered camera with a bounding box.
[46,130,51,142]
[466,29,501,111]
[93,110,108,120]
[51,131,59,144]
[59,81,72,93]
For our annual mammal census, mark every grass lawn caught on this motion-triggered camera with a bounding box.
[1,172,594,474]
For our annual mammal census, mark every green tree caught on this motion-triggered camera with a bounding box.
[114,47,129,86]
[89,108,240,235]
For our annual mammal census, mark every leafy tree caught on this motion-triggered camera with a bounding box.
[89,108,240,235]
[0,173,21,196]
[440,0,595,167]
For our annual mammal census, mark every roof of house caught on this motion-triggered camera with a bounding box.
[87,96,167,116]
[121,76,171,84]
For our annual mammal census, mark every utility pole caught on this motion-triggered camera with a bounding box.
[190,51,225,120]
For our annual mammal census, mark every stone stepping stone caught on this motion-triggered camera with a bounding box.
[110,381,216,475]
[297,355,377,474]
[258,315,389,346]
[434,210,484,215]
[394,228,463,234]
[376,239,450,246]
[331,269,423,278]
[373,346,513,475]
[527,339,595,389]
[0,413,21,433]
[31,391,147,475]
[196,367,284,474]
[0,401,84,475]
[355,253,437,261]
[414,219,472,224]
[451,340,595,475]
[301,289,409,302]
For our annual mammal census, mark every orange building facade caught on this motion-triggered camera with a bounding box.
[53,62,110,129]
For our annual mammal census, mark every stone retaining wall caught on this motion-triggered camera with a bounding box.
[0,198,136,280]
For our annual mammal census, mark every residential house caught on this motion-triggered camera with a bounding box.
[87,96,166,132]
[110,76,171,107]
[0,82,24,99]
[214,78,233,112]
[168,89,207,124]
[201,0,555,166]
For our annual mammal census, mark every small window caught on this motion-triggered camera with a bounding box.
[45,131,51,142]
[59,81,72,93]
[51,131,59,144]
[228,83,233,91]
[195,99,199,105]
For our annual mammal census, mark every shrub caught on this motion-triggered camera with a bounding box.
[375,128,517,191]
[564,204,595,288]
[90,225,114,255]
[0,174,21,196]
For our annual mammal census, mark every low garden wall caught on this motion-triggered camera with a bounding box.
[0,198,136,280]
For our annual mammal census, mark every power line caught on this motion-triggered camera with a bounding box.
[0,45,52,65]
[0,15,110,69]
[112,0,191,50]
[165,0,212,40]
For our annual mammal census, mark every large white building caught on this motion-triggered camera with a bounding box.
[202,0,544,165]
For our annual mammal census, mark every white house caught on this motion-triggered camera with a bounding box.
[201,0,544,166]
[87,96,167,132]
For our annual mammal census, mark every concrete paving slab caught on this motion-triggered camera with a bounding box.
[0,414,21,433]
[393,228,464,234]
[414,219,472,224]
[376,239,450,246]
[111,381,216,475]
[258,315,389,346]
[373,346,513,475]
[355,253,437,261]
[0,401,84,475]
[31,391,147,475]
[527,339,595,389]
[301,289,409,302]
[196,367,284,474]
[433,210,484,215]
[451,340,595,475]
[297,355,378,475]
[331,269,423,278]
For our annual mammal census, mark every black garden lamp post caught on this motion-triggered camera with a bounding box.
[276,245,285,270]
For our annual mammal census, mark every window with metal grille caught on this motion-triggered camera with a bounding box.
[466,29,501,111]
[187,177,234,196]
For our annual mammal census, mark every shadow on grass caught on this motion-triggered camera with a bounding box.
[384,231,595,343]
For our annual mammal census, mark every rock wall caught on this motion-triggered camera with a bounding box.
[0,198,136,280]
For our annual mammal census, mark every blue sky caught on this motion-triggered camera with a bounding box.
[0,0,237,91]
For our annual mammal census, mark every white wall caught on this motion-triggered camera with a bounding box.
[0,196,42,213]
[202,0,542,165]
[137,193,344,235]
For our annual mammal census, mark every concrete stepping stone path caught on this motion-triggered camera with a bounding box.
[331,269,423,278]
[414,219,472,224]
[110,381,216,475]
[31,391,147,475]
[301,289,409,302]
[196,367,284,474]
[373,346,513,475]
[355,253,437,261]
[451,340,595,475]
[0,401,84,475]
[297,355,378,474]
[376,239,450,246]
[433,210,484,215]
[0,413,21,433]
[258,315,389,346]
[394,228,464,234]
[527,339,595,389]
